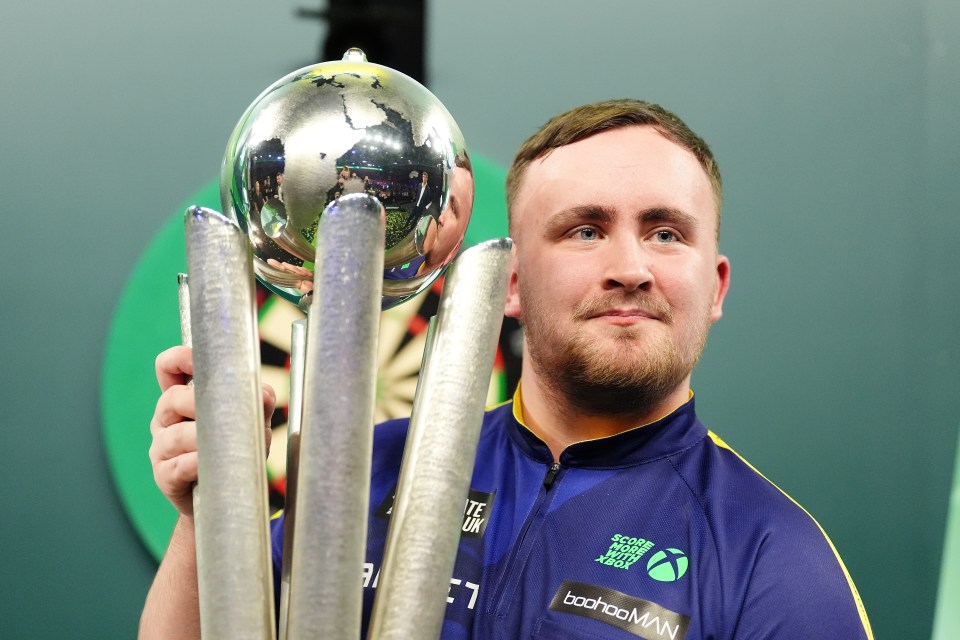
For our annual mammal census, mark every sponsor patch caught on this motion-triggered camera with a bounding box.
[460,488,495,538]
[549,580,689,640]
[376,485,495,539]
[375,487,396,518]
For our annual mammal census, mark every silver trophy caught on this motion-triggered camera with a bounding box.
[181,48,511,640]
[223,46,474,312]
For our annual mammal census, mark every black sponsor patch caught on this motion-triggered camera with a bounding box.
[549,580,690,640]
[375,485,495,539]
[375,486,397,518]
[460,488,494,538]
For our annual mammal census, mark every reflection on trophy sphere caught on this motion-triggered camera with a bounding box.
[221,49,474,309]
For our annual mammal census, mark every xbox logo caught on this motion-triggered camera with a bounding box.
[646,548,689,582]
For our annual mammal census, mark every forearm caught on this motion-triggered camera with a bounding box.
[139,515,201,640]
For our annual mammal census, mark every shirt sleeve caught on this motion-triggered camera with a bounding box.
[731,518,873,639]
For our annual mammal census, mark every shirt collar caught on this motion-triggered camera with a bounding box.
[506,382,706,467]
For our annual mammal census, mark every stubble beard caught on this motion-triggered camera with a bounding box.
[521,288,711,418]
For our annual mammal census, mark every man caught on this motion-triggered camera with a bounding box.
[412,170,433,216]
[422,162,470,271]
[141,99,873,639]
[388,155,474,281]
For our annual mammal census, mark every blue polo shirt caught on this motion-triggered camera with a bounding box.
[272,392,872,639]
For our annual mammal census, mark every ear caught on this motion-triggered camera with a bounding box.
[504,243,522,319]
[709,254,731,323]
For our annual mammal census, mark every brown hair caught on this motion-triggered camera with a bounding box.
[506,99,722,235]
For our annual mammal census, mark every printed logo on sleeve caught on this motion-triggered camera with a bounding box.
[549,580,690,640]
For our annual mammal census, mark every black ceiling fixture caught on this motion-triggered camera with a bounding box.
[297,0,426,84]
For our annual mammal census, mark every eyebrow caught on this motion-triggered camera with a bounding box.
[543,205,613,235]
[543,205,699,235]
[639,207,699,232]
[449,194,462,219]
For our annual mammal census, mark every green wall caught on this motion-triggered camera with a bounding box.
[1,1,957,638]
[0,3,318,638]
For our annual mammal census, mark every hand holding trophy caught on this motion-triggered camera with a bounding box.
[182,48,510,640]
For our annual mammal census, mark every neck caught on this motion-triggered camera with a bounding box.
[517,360,691,461]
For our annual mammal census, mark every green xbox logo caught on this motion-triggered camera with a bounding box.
[646,548,689,582]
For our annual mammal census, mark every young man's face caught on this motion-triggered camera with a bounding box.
[427,166,473,266]
[505,126,730,414]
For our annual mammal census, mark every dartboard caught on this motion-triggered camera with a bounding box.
[254,279,523,511]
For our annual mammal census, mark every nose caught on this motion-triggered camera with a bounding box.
[602,234,653,292]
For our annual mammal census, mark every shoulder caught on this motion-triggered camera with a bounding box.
[682,430,873,638]
[373,402,512,445]
[482,400,515,426]
[695,431,841,542]
[684,430,819,529]
[474,401,519,449]
[371,416,411,471]
[371,403,514,471]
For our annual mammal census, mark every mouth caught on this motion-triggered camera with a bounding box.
[573,294,672,325]
[595,308,658,318]
[586,308,662,326]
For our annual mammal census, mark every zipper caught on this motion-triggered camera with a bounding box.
[490,462,564,617]
[543,462,561,489]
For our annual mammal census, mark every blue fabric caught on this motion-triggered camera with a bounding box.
[271,397,870,639]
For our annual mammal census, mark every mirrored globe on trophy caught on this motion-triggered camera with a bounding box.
[180,47,511,640]
[221,47,474,310]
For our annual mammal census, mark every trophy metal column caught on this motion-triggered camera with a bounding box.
[184,207,276,639]
[180,48,509,639]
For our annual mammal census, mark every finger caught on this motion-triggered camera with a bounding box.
[149,421,197,463]
[261,384,277,457]
[152,385,196,432]
[153,451,199,499]
[155,346,194,391]
[262,383,277,422]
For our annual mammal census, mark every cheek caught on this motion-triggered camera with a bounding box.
[656,265,712,311]
[515,246,591,308]
[515,258,552,305]
[533,260,581,296]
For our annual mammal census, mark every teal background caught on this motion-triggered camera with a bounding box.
[1,1,957,638]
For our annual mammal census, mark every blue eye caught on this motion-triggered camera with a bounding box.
[654,230,676,243]
[577,227,599,241]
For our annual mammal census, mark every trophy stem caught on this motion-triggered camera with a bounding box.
[176,273,207,587]
[367,238,513,640]
[279,318,307,640]
[286,194,385,639]
[184,206,276,640]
